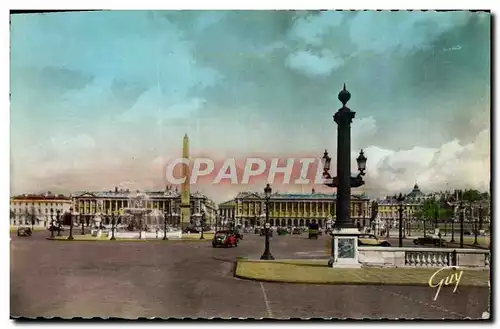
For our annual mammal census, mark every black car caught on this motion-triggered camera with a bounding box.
[292,228,302,235]
[260,228,273,237]
[413,236,446,247]
[17,227,32,237]
[48,225,64,232]
[183,226,199,234]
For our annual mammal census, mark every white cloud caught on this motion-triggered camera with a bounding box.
[286,50,344,77]
[358,125,490,196]
[289,11,344,46]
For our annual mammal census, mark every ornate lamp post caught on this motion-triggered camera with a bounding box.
[260,183,274,260]
[322,84,367,267]
[446,195,456,243]
[110,212,116,240]
[67,207,74,240]
[396,194,405,247]
[163,211,168,240]
[407,208,412,237]
[200,210,205,240]
[459,197,465,249]
[50,209,55,238]
[81,213,86,235]
[473,205,481,246]
[56,210,62,236]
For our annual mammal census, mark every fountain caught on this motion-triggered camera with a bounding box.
[112,192,182,240]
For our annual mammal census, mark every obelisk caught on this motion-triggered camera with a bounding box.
[180,134,191,230]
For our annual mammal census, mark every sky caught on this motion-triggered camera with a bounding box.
[10,10,491,203]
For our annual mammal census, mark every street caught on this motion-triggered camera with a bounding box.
[10,231,490,319]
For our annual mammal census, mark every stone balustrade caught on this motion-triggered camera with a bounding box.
[112,230,182,240]
[358,247,490,269]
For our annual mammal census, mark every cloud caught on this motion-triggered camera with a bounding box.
[10,11,491,204]
[359,126,490,196]
[348,11,473,54]
[286,50,344,77]
[288,11,344,46]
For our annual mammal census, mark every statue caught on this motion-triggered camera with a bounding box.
[92,213,103,237]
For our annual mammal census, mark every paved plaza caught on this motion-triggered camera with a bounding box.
[10,231,490,319]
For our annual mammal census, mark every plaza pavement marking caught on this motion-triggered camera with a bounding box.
[259,282,274,318]
[369,286,467,318]
[235,260,490,286]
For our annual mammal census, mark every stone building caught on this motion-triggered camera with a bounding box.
[10,192,72,227]
[72,186,217,228]
[219,189,371,228]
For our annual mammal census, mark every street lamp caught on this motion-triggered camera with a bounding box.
[397,193,405,247]
[446,195,456,243]
[163,211,168,240]
[50,209,55,238]
[81,212,86,235]
[67,207,74,240]
[473,205,481,246]
[56,210,62,236]
[110,212,116,240]
[200,210,206,240]
[260,183,274,260]
[459,198,465,249]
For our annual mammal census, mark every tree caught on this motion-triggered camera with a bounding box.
[462,189,483,204]
[25,207,37,228]
[416,199,452,237]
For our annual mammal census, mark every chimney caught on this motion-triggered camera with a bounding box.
[115,187,118,193]
[312,188,315,194]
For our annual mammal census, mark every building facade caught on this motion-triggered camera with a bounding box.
[72,186,217,228]
[376,184,427,228]
[10,193,73,227]
[220,189,371,228]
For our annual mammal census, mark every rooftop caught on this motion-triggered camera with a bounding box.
[11,193,71,200]
[234,191,369,201]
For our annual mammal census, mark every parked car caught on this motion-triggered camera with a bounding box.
[183,226,199,234]
[358,234,391,247]
[47,225,64,232]
[292,227,302,235]
[17,227,32,237]
[212,230,239,248]
[413,236,446,247]
[277,227,288,235]
[260,227,273,237]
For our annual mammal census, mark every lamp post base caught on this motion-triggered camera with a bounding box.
[329,227,362,268]
[67,235,74,240]
[260,253,275,260]
[110,237,116,240]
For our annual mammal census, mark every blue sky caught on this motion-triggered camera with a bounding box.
[10,11,490,201]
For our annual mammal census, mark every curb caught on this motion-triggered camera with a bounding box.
[233,263,490,287]
[239,259,328,267]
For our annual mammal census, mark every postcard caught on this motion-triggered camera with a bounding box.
[10,9,491,320]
